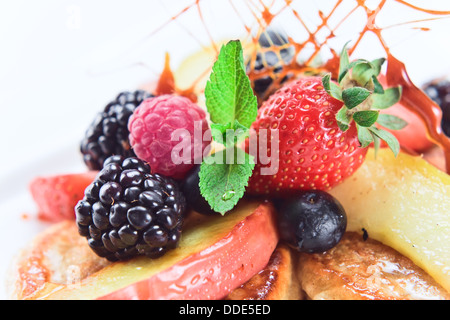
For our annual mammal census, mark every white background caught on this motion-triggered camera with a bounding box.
[0,0,449,299]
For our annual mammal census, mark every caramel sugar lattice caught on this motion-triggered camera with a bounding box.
[138,0,450,172]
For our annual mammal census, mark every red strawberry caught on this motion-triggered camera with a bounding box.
[247,46,403,195]
[29,171,98,222]
[246,77,367,194]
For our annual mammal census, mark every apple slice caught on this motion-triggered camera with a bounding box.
[329,148,450,292]
[22,200,278,300]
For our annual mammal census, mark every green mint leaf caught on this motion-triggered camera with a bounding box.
[353,110,379,127]
[356,124,373,148]
[210,122,231,146]
[211,121,249,146]
[204,40,257,129]
[368,127,400,157]
[371,86,402,109]
[336,106,351,131]
[342,87,371,109]
[376,113,408,130]
[199,147,255,215]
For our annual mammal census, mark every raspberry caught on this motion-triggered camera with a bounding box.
[128,94,210,179]
[75,155,186,261]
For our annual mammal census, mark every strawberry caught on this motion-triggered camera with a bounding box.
[246,45,404,195]
[29,171,98,222]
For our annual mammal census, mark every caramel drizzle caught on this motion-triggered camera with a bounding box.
[150,0,450,172]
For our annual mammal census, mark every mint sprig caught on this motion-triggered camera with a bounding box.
[200,40,258,215]
[322,43,406,156]
[204,40,257,130]
[199,148,255,214]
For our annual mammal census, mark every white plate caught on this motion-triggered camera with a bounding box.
[1,0,449,299]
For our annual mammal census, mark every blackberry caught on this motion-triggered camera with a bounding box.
[423,79,450,137]
[247,28,295,102]
[80,90,154,170]
[75,155,186,261]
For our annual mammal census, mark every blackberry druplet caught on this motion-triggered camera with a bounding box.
[75,156,186,261]
[80,90,154,170]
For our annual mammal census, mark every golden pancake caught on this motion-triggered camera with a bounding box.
[297,232,450,300]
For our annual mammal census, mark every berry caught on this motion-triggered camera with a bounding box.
[80,90,154,170]
[246,76,368,194]
[128,94,210,179]
[181,165,217,215]
[423,79,450,137]
[29,171,98,222]
[275,190,347,253]
[75,155,186,261]
[247,28,295,102]
[247,46,402,195]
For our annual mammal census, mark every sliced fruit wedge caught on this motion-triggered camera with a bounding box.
[329,148,450,292]
[29,171,98,222]
[18,200,278,300]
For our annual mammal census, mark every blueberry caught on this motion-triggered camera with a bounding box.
[247,28,295,101]
[423,80,450,137]
[275,190,347,253]
[181,165,217,215]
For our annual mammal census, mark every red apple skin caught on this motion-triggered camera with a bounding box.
[98,202,279,300]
